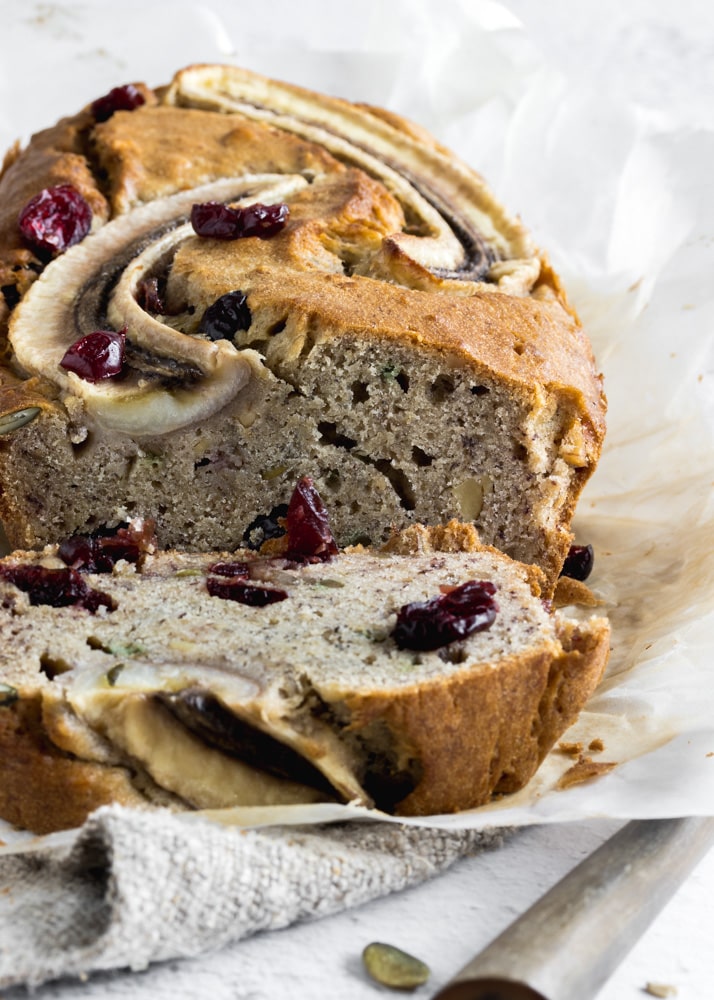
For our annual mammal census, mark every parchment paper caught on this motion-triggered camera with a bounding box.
[1,0,713,847]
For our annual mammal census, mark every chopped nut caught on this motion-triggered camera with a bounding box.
[453,477,484,521]
[453,475,492,522]
[588,738,605,753]
[559,421,588,467]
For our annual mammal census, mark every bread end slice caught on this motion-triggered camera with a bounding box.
[0,522,609,832]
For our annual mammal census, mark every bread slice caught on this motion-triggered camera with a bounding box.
[0,65,606,589]
[0,521,609,834]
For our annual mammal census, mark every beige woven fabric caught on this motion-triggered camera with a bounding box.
[0,805,502,989]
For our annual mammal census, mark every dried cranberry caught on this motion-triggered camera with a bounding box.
[58,520,156,573]
[91,83,146,123]
[191,201,289,240]
[441,579,497,612]
[206,576,287,606]
[18,185,92,258]
[391,579,499,651]
[199,290,252,340]
[560,544,594,581]
[0,564,115,612]
[207,561,250,578]
[285,477,338,562]
[58,534,139,574]
[237,202,290,238]
[58,535,95,570]
[190,202,238,239]
[60,328,126,382]
[136,276,164,314]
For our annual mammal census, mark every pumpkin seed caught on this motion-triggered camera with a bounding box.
[105,640,146,658]
[0,683,19,707]
[260,464,291,481]
[174,568,204,578]
[0,407,41,434]
[380,363,400,383]
[362,942,430,990]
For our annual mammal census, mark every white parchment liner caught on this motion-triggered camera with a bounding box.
[1,0,713,847]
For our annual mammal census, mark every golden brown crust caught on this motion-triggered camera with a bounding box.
[380,521,547,597]
[0,111,108,323]
[0,697,144,834]
[92,105,343,214]
[0,83,155,334]
[340,616,609,815]
[553,575,602,608]
[335,551,610,815]
[0,366,60,419]
[223,261,603,433]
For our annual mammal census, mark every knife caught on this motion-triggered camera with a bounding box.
[432,816,714,1000]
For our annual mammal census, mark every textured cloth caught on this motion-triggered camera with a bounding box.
[0,806,502,989]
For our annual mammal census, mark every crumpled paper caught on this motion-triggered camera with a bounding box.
[1,0,713,847]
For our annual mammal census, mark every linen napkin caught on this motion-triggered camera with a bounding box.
[0,805,502,989]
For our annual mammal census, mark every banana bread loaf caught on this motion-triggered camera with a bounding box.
[0,65,606,588]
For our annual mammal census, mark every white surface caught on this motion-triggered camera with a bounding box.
[2,0,714,996]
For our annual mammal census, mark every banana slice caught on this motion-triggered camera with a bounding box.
[166,64,540,294]
[8,173,308,436]
[62,659,371,807]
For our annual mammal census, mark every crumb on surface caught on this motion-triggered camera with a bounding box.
[556,755,617,790]
[557,741,583,756]
[643,983,678,998]
[553,576,601,608]
[588,738,605,752]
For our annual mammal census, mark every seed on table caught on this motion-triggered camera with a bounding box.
[362,941,430,990]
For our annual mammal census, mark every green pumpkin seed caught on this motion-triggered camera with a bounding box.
[362,942,430,990]
[0,407,41,434]
[380,363,400,383]
[0,683,19,707]
[261,464,291,481]
[105,640,146,658]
